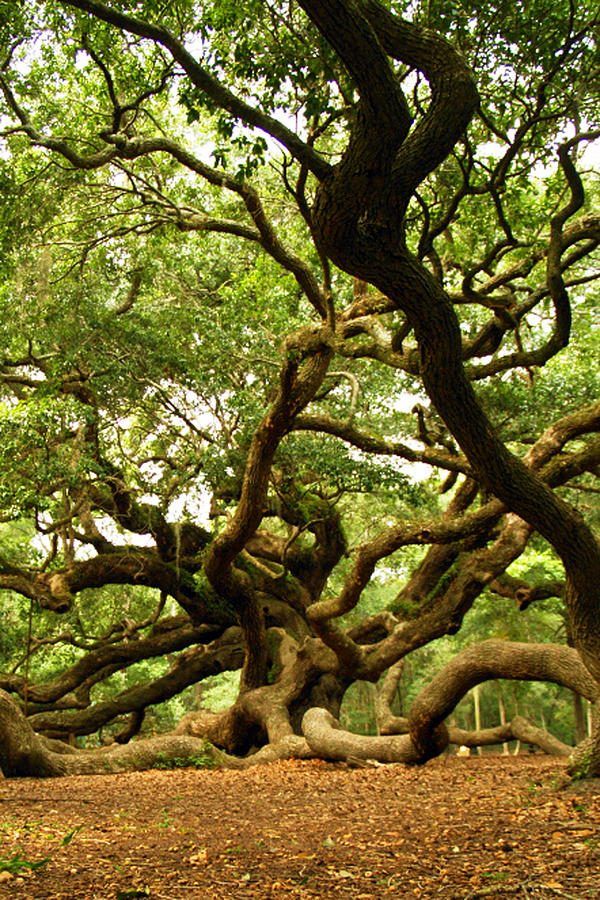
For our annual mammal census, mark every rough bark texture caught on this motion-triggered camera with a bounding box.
[567,704,600,778]
[0,688,239,776]
[294,0,600,688]
[0,687,322,776]
[1,618,227,708]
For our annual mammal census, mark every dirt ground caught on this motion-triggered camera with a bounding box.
[0,755,598,900]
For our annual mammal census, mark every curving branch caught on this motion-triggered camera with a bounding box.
[204,326,334,689]
[0,688,243,776]
[361,0,479,204]
[27,627,244,738]
[0,617,223,707]
[293,413,471,474]
[409,639,599,760]
[57,0,331,179]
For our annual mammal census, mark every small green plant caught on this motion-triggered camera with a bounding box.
[0,852,51,874]
[0,819,42,834]
[152,747,215,770]
[0,827,83,874]
[482,872,509,881]
[116,889,150,899]
[157,809,172,829]
[116,889,150,900]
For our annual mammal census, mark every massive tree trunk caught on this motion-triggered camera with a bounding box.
[295,0,600,688]
[175,630,348,754]
[2,634,594,776]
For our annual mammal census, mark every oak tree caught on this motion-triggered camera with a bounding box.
[0,0,599,777]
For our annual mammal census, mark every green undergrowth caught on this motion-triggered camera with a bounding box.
[0,826,83,874]
[151,747,215,770]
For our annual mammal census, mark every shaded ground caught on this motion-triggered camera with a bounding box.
[0,756,598,899]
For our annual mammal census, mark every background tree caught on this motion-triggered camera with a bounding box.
[0,0,599,777]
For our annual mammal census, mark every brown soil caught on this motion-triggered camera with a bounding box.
[0,755,598,899]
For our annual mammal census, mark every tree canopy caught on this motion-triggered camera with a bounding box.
[0,0,599,778]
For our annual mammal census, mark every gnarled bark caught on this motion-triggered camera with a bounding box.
[0,687,239,775]
[0,688,318,777]
[1,618,225,707]
[0,0,599,781]
[567,704,600,779]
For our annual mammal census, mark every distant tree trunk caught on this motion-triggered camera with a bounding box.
[473,684,483,757]
[573,692,587,744]
[497,684,510,755]
[512,685,521,755]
